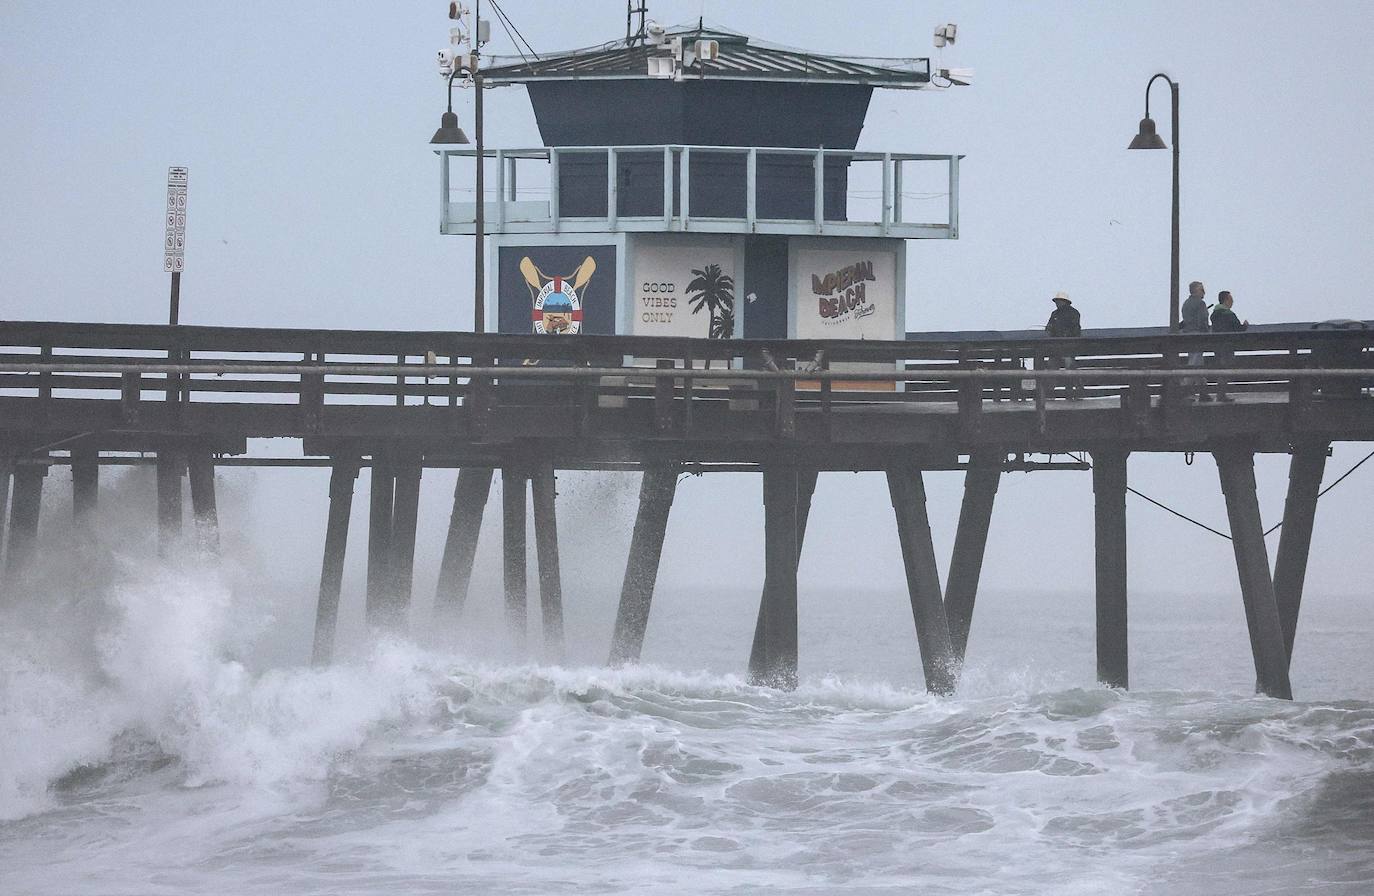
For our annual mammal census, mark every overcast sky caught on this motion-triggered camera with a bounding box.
[2,2,1372,664]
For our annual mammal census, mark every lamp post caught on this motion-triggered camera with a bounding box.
[1128,73,1180,331]
[430,62,485,334]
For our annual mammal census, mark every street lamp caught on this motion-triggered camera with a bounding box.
[430,63,485,333]
[1128,73,1180,331]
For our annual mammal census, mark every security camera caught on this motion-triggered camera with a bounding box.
[437,47,456,77]
[448,2,463,20]
[934,23,957,48]
[940,67,974,86]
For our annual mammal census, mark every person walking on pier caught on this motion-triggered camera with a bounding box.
[1180,280,1212,402]
[1045,291,1082,399]
[1209,290,1248,403]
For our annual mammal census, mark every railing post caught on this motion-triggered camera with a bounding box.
[549,147,560,232]
[893,158,904,224]
[495,149,505,231]
[439,150,450,231]
[881,152,892,233]
[663,146,674,227]
[746,148,757,226]
[948,155,960,237]
[607,147,618,229]
[654,359,675,434]
[813,148,825,232]
[680,147,691,227]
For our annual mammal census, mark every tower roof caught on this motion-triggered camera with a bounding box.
[480,23,931,89]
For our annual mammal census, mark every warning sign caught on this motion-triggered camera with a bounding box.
[163,167,188,272]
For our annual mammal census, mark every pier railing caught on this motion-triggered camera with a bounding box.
[0,322,1368,423]
[436,145,961,239]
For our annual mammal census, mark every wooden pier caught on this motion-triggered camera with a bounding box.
[1,319,1370,698]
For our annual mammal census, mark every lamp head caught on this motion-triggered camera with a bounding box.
[1128,116,1167,150]
[430,110,470,145]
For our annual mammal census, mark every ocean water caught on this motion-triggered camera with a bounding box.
[2,488,1373,894]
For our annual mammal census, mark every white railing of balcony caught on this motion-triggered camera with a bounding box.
[434,145,963,239]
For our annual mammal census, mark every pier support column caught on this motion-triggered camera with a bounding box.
[155,450,183,557]
[608,465,678,667]
[1091,450,1130,689]
[945,451,1002,663]
[5,462,46,582]
[71,448,98,529]
[1214,447,1294,699]
[755,466,802,690]
[886,468,958,695]
[531,464,566,660]
[312,459,359,665]
[364,455,396,628]
[186,450,219,552]
[749,469,817,686]
[434,467,494,618]
[502,467,528,650]
[1272,442,1328,666]
[0,453,11,576]
[385,458,423,631]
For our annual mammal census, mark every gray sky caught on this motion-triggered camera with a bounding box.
[2,2,1372,653]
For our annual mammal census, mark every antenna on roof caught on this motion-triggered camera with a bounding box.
[626,0,649,48]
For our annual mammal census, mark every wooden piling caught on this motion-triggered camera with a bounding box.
[530,464,566,660]
[1091,450,1129,689]
[312,459,359,665]
[71,448,98,527]
[0,453,11,574]
[155,450,183,556]
[945,451,1002,662]
[364,456,396,628]
[757,466,802,689]
[749,468,817,684]
[434,467,494,617]
[5,462,46,581]
[608,465,678,666]
[186,450,219,551]
[502,467,528,649]
[1214,447,1294,699]
[885,468,958,695]
[1272,441,1328,665]
[386,459,423,630]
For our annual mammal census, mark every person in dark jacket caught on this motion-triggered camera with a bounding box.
[1209,290,1248,402]
[1179,280,1211,401]
[1045,291,1082,398]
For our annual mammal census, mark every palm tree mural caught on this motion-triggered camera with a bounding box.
[686,263,736,339]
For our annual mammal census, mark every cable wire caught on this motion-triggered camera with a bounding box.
[1065,447,1374,542]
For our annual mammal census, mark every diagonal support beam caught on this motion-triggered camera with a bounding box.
[312,458,359,665]
[1272,441,1328,667]
[434,466,494,618]
[945,452,1002,663]
[608,465,678,666]
[1214,446,1293,699]
[886,468,957,695]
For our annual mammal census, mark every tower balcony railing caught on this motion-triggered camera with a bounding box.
[436,145,961,239]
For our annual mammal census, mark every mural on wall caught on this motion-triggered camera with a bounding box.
[497,245,616,336]
[686,263,736,339]
[631,243,737,339]
[793,246,898,341]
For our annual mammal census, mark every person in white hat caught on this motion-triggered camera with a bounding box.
[1045,292,1082,398]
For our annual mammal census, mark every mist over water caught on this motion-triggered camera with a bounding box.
[2,469,1372,894]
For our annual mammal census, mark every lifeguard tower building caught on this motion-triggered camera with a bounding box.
[435,17,966,360]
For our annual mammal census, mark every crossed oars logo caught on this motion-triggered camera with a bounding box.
[520,255,596,336]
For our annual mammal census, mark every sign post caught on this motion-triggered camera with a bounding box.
[163,167,188,324]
